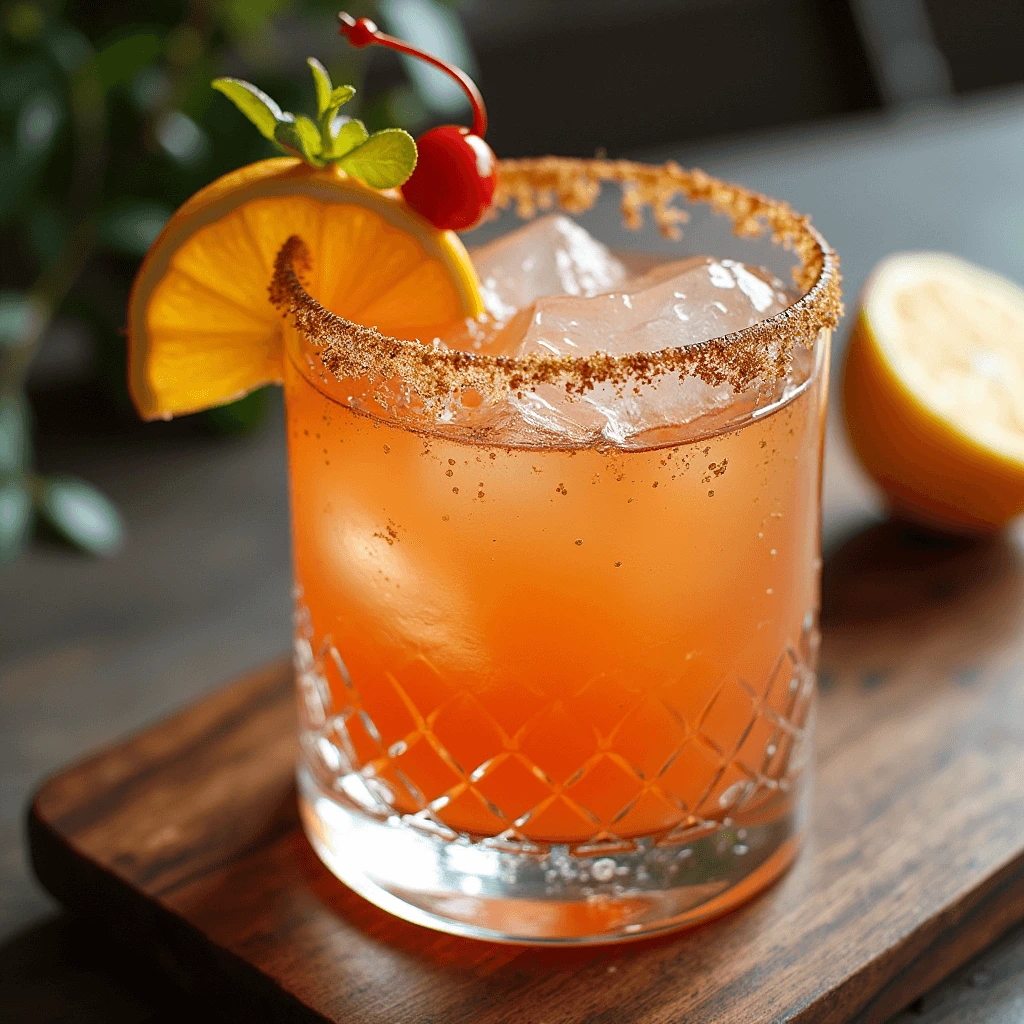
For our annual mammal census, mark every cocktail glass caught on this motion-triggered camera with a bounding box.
[277,158,840,944]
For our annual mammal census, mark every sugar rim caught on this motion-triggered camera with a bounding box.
[269,157,842,407]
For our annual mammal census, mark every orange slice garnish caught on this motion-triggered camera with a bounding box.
[128,157,484,420]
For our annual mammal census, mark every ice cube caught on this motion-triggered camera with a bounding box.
[493,256,794,445]
[502,256,791,358]
[471,214,627,322]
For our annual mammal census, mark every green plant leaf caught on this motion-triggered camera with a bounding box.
[274,116,322,165]
[323,84,356,125]
[212,77,285,141]
[98,200,171,257]
[0,395,30,474]
[323,117,368,160]
[203,386,269,435]
[307,58,332,119]
[94,33,162,90]
[39,476,123,555]
[294,115,323,158]
[223,0,291,39]
[339,128,417,188]
[0,480,32,563]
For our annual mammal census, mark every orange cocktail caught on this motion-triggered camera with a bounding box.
[283,159,840,943]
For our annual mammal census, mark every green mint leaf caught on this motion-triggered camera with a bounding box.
[272,119,302,156]
[339,128,417,189]
[294,115,324,159]
[212,77,285,141]
[274,116,323,165]
[307,58,332,119]
[323,117,368,160]
[39,476,123,556]
[0,480,32,563]
[324,84,356,123]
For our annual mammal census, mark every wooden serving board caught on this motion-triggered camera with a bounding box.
[28,446,1024,1023]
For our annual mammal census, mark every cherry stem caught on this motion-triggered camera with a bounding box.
[338,11,488,138]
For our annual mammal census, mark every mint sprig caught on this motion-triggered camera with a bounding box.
[212,59,417,189]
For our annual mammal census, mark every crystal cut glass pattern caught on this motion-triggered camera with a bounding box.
[295,598,817,856]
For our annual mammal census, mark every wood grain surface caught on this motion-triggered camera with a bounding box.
[27,493,1024,1023]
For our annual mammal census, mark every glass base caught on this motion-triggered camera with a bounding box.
[298,763,805,945]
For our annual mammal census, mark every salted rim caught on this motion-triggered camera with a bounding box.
[269,157,842,406]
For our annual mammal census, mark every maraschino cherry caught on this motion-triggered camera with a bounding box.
[338,11,497,231]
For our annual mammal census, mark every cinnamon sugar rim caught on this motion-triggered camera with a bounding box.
[269,157,841,406]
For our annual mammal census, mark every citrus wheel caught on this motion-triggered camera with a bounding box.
[128,157,484,421]
[843,251,1024,533]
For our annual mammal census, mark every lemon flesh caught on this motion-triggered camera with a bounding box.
[843,251,1024,532]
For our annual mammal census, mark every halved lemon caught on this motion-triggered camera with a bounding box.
[128,157,484,420]
[843,251,1024,533]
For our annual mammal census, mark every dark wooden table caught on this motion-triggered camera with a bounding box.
[3,88,1024,1021]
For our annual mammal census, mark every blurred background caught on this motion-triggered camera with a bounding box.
[2,0,1024,1019]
